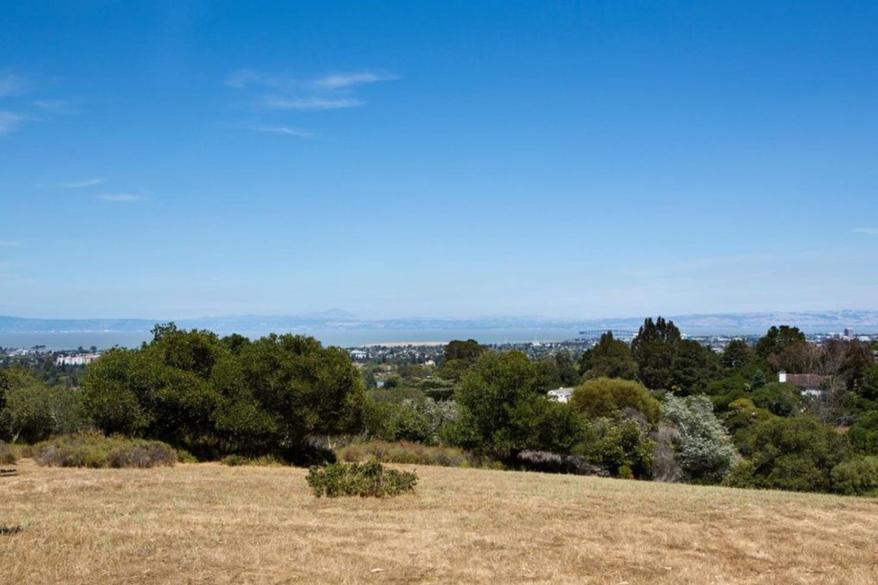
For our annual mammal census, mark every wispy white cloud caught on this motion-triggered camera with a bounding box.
[226,68,395,113]
[0,111,27,135]
[313,71,397,90]
[853,227,878,235]
[0,240,22,247]
[0,73,25,97]
[225,69,273,89]
[244,125,315,138]
[33,99,77,115]
[261,95,363,111]
[97,193,143,203]
[60,178,105,188]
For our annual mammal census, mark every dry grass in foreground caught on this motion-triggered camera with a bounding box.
[1,460,877,585]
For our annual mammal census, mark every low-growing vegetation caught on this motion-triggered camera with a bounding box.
[34,433,177,469]
[337,440,475,467]
[220,454,282,467]
[0,441,16,465]
[306,461,418,497]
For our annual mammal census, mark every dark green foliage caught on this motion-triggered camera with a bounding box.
[579,332,638,380]
[80,349,155,436]
[438,339,486,380]
[735,417,850,492]
[721,339,754,370]
[232,334,365,455]
[0,369,8,412]
[631,317,681,390]
[755,325,811,373]
[363,390,457,445]
[574,418,654,479]
[306,461,417,497]
[849,410,878,455]
[448,351,584,461]
[858,364,878,402]
[840,340,873,390]
[81,324,365,461]
[444,339,486,362]
[533,352,581,390]
[723,398,775,453]
[570,377,660,424]
[831,456,878,496]
[34,433,177,468]
[0,367,40,415]
[669,339,720,395]
[751,382,803,417]
[2,382,89,443]
[755,325,806,360]
[750,369,767,390]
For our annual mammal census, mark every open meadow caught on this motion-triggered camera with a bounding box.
[1,460,876,585]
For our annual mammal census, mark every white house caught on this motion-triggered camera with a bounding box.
[547,387,574,403]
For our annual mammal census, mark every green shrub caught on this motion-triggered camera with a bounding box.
[0,441,16,465]
[106,442,177,468]
[306,461,417,497]
[175,448,198,463]
[34,432,177,468]
[831,456,878,496]
[849,411,878,455]
[752,382,803,417]
[337,440,474,467]
[570,378,660,424]
[573,418,654,479]
[723,459,757,488]
[738,417,850,492]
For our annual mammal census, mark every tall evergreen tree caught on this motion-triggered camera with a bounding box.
[631,317,681,390]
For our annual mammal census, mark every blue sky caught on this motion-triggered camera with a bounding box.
[1,1,877,320]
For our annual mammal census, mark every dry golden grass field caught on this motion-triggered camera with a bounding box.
[1,460,877,585]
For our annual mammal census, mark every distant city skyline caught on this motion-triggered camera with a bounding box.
[2,2,877,319]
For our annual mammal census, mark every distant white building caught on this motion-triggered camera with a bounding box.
[547,387,574,403]
[55,353,100,367]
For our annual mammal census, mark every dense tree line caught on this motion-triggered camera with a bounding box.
[1,324,364,462]
[2,318,878,495]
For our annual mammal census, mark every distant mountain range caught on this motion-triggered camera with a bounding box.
[1,310,877,336]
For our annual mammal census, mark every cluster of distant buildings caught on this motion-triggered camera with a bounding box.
[0,346,102,367]
[54,353,101,366]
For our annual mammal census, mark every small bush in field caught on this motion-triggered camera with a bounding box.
[106,442,177,468]
[306,461,417,497]
[34,433,176,469]
[0,442,16,465]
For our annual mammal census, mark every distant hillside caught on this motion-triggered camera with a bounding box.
[2,310,878,336]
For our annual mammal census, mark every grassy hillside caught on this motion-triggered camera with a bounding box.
[1,461,876,584]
